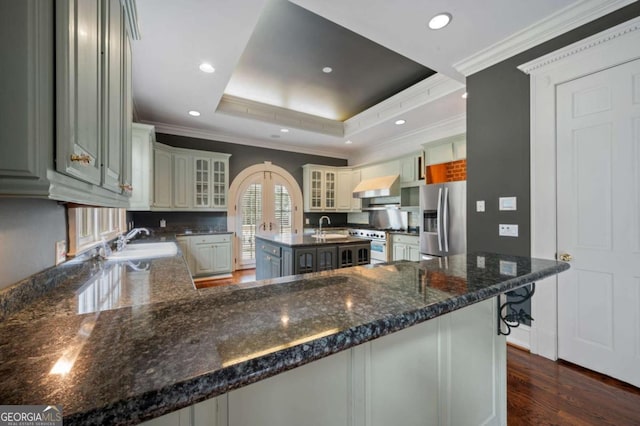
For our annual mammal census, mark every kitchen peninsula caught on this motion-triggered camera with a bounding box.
[255,234,371,280]
[0,247,568,425]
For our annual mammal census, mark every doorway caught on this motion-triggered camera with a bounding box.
[525,17,640,387]
[228,163,303,270]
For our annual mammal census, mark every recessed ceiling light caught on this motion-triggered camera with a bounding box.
[322,66,333,74]
[280,128,289,133]
[428,13,452,30]
[199,63,215,73]
[188,110,200,117]
[462,92,468,99]
[395,119,406,125]
[345,140,353,144]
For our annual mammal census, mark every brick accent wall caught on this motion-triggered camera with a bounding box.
[426,159,466,183]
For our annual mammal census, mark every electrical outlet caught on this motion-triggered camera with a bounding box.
[305,218,309,225]
[55,240,66,265]
[476,200,485,212]
[499,224,518,237]
[477,256,485,268]
[160,219,166,228]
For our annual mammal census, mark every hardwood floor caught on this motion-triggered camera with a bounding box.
[195,271,640,424]
[508,345,640,425]
[194,269,256,289]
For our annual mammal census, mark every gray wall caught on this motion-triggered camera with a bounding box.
[0,199,67,290]
[466,3,640,256]
[156,133,348,188]
[466,3,640,322]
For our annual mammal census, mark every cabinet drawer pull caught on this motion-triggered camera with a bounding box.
[70,154,91,164]
[119,184,133,192]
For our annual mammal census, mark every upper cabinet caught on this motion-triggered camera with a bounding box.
[303,165,361,213]
[424,134,466,166]
[399,152,425,187]
[0,0,135,207]
[129,123,155,211]
[151,143,230,212]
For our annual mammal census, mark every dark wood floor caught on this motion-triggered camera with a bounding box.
[508,345,640,425]
[196,270,640,424]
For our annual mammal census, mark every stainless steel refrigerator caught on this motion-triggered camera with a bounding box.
[419,181,466,257]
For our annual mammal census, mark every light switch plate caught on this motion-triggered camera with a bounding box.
[499,196,517,211]
[55,240,66,265]
[477,256,485,268]
[476,200,485,212]
[499,224,519,237]
[499,260,517,276]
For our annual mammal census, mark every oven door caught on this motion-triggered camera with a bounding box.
[370,240,387,264]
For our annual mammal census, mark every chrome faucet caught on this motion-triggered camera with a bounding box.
[117,228,150,251]
[319,216,331,235]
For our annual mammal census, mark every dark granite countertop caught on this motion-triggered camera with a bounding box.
[0,250,568,425]
[256,234,369,247]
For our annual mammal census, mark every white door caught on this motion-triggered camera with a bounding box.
[234,168,299,269]
[557,58,640,387]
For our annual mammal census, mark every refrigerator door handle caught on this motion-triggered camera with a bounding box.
[443,187,449,252]
[437,187,443,252]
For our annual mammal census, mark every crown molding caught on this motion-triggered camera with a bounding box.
[348,113,466,166]
[121,0,141,40]
[216,95,344,137]
[343,74,464,137]
[453,0,635,77]
[141,121,348,160]
[518,15,640,74]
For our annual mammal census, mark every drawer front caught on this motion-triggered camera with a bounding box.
[191,234,231,245]
[392,235,419,245]
[259,242,281,257]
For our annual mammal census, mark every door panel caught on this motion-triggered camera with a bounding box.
[557,58,640,387]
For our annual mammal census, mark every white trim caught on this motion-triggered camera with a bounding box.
[141,120,348,160]
[227,163,304,271]
[217,95,344,137]
[348,114,466,166]
[343,74,464,137]
[523,15,640,361]
[121,0,140,40]
[506,325,531,350]
[454,0,635,77]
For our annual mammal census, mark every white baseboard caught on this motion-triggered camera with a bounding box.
[507,325,530,350]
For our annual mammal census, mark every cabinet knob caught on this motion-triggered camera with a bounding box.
[70,154,91,164]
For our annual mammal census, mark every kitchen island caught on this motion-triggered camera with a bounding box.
[0,247,568,425]
[255,234,371,280]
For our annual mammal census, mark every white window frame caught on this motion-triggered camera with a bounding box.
[68,206,127,256]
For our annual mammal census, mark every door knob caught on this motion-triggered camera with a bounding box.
[559,253,572,262]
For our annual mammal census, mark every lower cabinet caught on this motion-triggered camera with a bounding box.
[141,298,505,426]
[391,234,420,261]
[256,240,371,280]
[177,234,232,278]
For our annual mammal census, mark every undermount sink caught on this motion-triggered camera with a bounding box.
[107,242,178,261]
[311,233,349,240]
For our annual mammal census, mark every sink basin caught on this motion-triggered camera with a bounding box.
[311,233,349,240]
[107,242,178,261]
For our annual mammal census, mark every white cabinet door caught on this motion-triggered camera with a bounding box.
[172,153,191,209]
[336,170,352,211]
[56,0,103,185]
[213,242,232,273]
[211,157,228,208]
[153,147,172,208]
[193,157,211,208]
[129,124,154,210]
[324,170,336,210]
[407,245,421,261]
[120,31,133,196]
[101,0,124,193]
[191,243,215,276]
[400,155,417,184]
[426,143,454,165]
[453,139,466,160]
[392,243,405,261]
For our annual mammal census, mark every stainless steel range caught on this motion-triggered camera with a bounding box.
[348,229,389,264]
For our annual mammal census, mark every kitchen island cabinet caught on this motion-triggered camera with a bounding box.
[255,235,371,280]
[0,250,568,425]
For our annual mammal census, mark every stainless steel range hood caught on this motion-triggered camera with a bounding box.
[352,175,400,198]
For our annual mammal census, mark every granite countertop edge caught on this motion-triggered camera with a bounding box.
[64,260,569,425]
